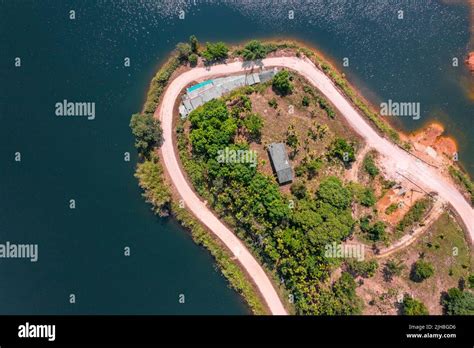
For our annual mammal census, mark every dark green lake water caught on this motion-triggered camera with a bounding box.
[0,0,472,314]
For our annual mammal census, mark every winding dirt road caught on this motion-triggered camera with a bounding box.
[156,56,474,315]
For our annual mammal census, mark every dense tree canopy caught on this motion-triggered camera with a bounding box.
[272,70,293,95]
[410,259,434,282]
[129,113,163,156]
[329,138,355,164]
[202,42,229,62]
[315,272,363,315]
[189,35,199,53]
[242,113,264,141]
[290,181,307,199]
[317,176,351,209]
[363,153,379,178]
[242,40,267,60]
[443,288,474,315]
[135,153,171,216]
[402,295,429,315]
[360,218,387,242]
[188,53,198,67]
[176,42,192,61]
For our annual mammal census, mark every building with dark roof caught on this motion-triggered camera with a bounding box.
[267,142,293,184]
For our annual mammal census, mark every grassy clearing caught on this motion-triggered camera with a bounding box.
[397,213,472,312]
[358,212,471,314]
[417,213,472,281]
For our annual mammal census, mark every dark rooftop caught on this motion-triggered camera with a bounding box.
[268,142,293,184]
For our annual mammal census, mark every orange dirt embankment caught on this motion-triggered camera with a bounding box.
[408,123,458,168]
[467,0,474,71]
[466,52,474,72]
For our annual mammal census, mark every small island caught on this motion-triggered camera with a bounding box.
[130,37,474,316]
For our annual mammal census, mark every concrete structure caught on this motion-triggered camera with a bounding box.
[178,68,278,118]
[267,143,293,184]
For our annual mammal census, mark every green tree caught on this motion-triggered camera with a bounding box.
[468,274,474,289]
[176,42,192,61]
[360,218,386,242]
[135,153,171,216]
[317,176,351,209]
[402,295,429,315]
[189,99,237,157]
[268,98,278,109]
[411,259,434,282]
[306,158,323,178]
[290,181,307,199]
[286,124,299,150]
[443,287,474,315]
[363,154,379,178]
[384,259,405,281]
[272,70,293,95]
[332,272,364,315]
[315,95,336,119]
[302,95,310,107]
[202,42,229,62]
[243,113,264,140]
[368,221,386,242]
[189,35,199,53]
[230,94,252,117]
[129,113,163,155]
[346,259,378,278]
[385,203,398,215]
[188,53,198,67]
[329,138,355,164]
[315,273,363,315]
[360,188,376,207]
[242,40,267,60]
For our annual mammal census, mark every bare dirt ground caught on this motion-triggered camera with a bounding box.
[376,187,426,228]
[407,123,457,169]
[246,75,363,194]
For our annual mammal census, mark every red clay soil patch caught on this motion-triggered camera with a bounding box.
[409,123,457,166]
[376,188,426,227]
[466,51,474,72]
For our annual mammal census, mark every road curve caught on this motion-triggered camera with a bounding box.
[156,56,473,315]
